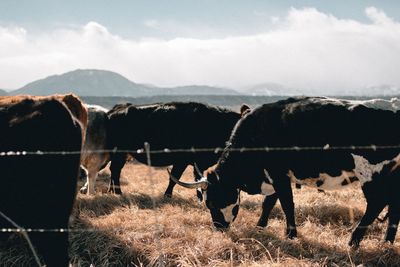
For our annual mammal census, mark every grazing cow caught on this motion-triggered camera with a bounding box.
[107,102,250,197]
[173,97,400,246]
[80,104,110,195]
[0,97,83,266]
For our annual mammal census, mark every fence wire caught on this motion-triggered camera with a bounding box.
[1,143,399,265]
[1,143,400,157]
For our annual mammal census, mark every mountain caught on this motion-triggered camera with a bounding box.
[10,69,239,96]
[13,69,152,97]
[0,89,7,96]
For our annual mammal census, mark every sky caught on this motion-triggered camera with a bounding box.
[1,1,400,94]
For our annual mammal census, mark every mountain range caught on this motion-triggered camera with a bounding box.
[4,69,400,97]
[10,69,239,97]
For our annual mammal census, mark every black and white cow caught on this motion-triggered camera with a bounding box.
[173,97,400,246]
[106,102,250,198]
[80,104,110,195]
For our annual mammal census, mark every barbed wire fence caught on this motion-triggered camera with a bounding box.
[1,143,399,266]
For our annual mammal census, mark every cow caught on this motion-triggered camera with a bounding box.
[79,104,110,195]
[0,94,88,142]
[172,97,400,246]
[106,102,250,198]
[295,97,400,193]
[0,96,84,266]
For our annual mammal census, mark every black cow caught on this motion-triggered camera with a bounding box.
[173,97,400,246]
[107,102,249,198]
[0,97,83,266]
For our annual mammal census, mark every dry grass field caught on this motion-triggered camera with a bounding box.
[1,160,400,266]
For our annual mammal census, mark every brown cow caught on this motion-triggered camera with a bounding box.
[79,104,110,195]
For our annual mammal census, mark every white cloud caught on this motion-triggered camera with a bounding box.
[0,7,400,95]
[143,19,160,29]
[365,6,394,25]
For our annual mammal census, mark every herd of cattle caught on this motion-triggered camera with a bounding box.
[1,94,399,266]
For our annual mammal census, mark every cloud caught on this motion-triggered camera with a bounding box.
[0,7,400,95]
[143,19,160,29]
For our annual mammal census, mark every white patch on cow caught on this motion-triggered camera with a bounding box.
[220,190,240,223]
[287,153,398,190]
[202,191,207,202]
[260,169,275,195]
[288,170,358,190]
[351,154,391,185]
[261,182,275,196]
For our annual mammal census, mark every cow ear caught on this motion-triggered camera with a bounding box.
[240,104,251,117]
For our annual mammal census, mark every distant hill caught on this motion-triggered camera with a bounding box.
[10,69,239,96]
[13,69,151,97]
[0,89,7,96]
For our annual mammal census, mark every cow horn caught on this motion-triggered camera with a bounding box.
[167,168,209,190]
[193,162,203,177]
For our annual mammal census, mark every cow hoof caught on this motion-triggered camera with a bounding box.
[214,225,229,232]
[349,240,360,249]
[348,238,361,248]
[255,226,265,232]
[107,186,122,195]
[286,228,297,239]
[164,193,172,199]
[114,189,122,195]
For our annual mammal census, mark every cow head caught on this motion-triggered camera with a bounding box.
[168,168,240,229]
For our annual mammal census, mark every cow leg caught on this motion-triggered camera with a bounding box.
[385,201,400,243]
[257,193,278,227]
[80,168,98,195]
[164,164,187,198]
[108,155,126,194]
[349,200,386,247]
[385,166,400,243]
[271,173,297,238]
[86,170,99,195]
[30,231,69,267]
[193,163,206,201]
